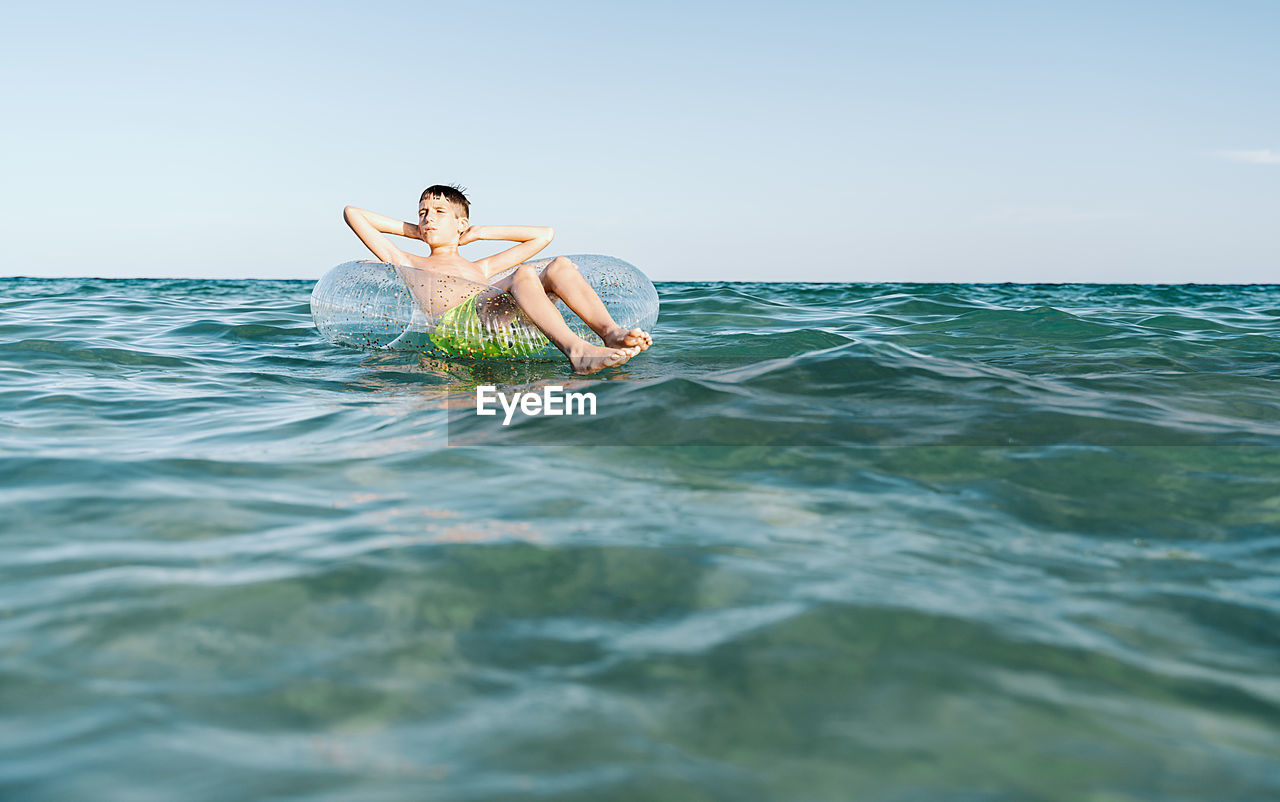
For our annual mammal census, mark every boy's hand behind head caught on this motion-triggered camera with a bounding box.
[457,226,478,247]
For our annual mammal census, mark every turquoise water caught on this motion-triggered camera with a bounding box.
[2,277,1279,800]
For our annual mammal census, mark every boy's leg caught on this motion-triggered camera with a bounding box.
[499,264,641,374]
[539,257,652,350]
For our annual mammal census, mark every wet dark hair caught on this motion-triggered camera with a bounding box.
[419,184,470,218]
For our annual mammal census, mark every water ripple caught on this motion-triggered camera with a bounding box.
[2,277,1279,799]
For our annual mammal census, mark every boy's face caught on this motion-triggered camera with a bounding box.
[418,195,468,247]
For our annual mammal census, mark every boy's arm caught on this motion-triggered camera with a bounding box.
[343,206,420,265]
[465,226,555,278]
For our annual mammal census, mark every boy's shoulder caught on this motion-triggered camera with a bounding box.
[399,251,434,270]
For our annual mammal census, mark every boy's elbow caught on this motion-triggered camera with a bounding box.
[543,227,555,241]
[343,205,361,222]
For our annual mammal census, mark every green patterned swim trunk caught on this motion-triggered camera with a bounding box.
[429,293,549,358]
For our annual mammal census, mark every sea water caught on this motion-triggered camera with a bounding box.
[2,277,1278,800]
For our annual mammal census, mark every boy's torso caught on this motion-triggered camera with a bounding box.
[396,253,496,318]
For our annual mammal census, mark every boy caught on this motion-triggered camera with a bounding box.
[343,185,652,374]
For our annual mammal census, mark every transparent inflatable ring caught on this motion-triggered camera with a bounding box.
[311,254,660,360]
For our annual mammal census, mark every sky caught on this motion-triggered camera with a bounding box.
[1,0,1276,282]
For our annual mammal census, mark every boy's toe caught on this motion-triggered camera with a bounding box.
[608,346,640,366]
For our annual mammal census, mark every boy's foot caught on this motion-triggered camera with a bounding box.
[569,343,642,374]
[603,326,652,351]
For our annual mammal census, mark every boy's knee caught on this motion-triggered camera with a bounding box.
[512,264,539,281]
[547,256,579,278]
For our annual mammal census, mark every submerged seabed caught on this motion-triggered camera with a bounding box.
[2,277,1279,801]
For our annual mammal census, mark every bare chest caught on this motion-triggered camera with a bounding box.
[404,253,487,284]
